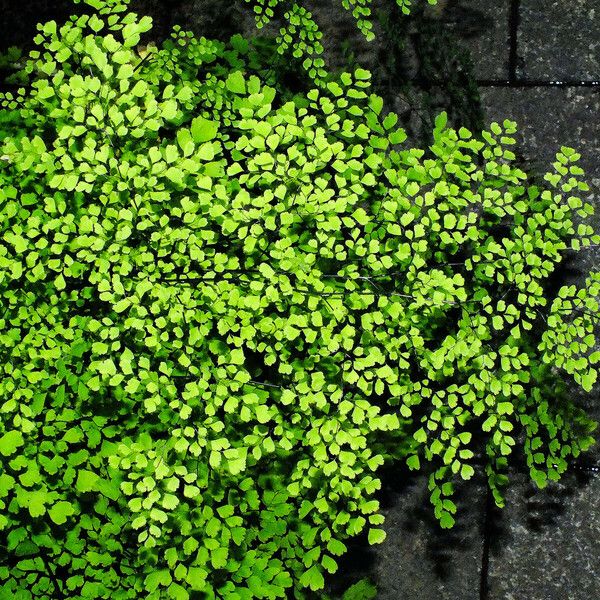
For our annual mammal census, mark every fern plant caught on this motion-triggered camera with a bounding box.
[0,1,598,599]
[242,0,439,82]
[247,0,439,38]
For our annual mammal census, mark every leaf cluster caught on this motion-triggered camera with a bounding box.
[0,2,598,599]
[242,0,438,82]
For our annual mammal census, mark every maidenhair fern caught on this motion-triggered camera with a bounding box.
[0,1,598,599]
[74,0,438,84]
[246,0,439,37]
[243,0,438,81]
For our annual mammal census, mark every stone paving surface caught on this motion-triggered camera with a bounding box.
[371,472,485,600]
[487,468,600,600]
[446,0,511,79]
[518,0,600,80]
[458,2,600,599]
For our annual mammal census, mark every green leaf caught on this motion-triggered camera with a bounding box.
[435,111,448,130]
[531,469,548,489]
[186,567,207,591]
[406,454,420,470]
[183,537,199,555]
[367,528,386,545]
[342,578,378,600]
[113,299,131,313]
[225,71,246,95]
[49,501,75,525]
[0,430,24,456]
[162,494,180,510]
[389,129,407,144]
[300,565,325,591]
[28,491,48,518]
[461,464,475,480]
[76,469,99,493]
[321,554,338,574]
[191,117,219,143]
[581,370,597,392]
[197,143,215,161]
[162,99,178,120]
[168,582,189,600]
[327,538,347,556]
[176,129,194,156]
[255,404,271,423]
[497,402,513,415]
[145,570,173,592]
[439,511,455,529]
[413,428,427,444]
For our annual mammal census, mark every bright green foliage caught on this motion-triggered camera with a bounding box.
[0,2,598,599]
[534,270,600,492]
[72,0,130,14]
[73,0,439,85]
[274,3,327,82]
[540,271,600,394]
[341,578,377,600]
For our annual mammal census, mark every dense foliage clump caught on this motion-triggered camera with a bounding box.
[0,1,598,599]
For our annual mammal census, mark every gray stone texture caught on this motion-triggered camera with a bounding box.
[486,468,600,600]
[478,86,600,269]
[518,0,600,80]
[477,34,600,600]
[372,473,485,599]
[443,0,511,79]
[327,468,486,599]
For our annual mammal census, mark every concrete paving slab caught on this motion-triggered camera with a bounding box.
[445,0,511,80]
[328,465,486,600]
[478,86,600,283]
[479,87,600,177]
[518,0,600,81]
[486,467,600,600]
